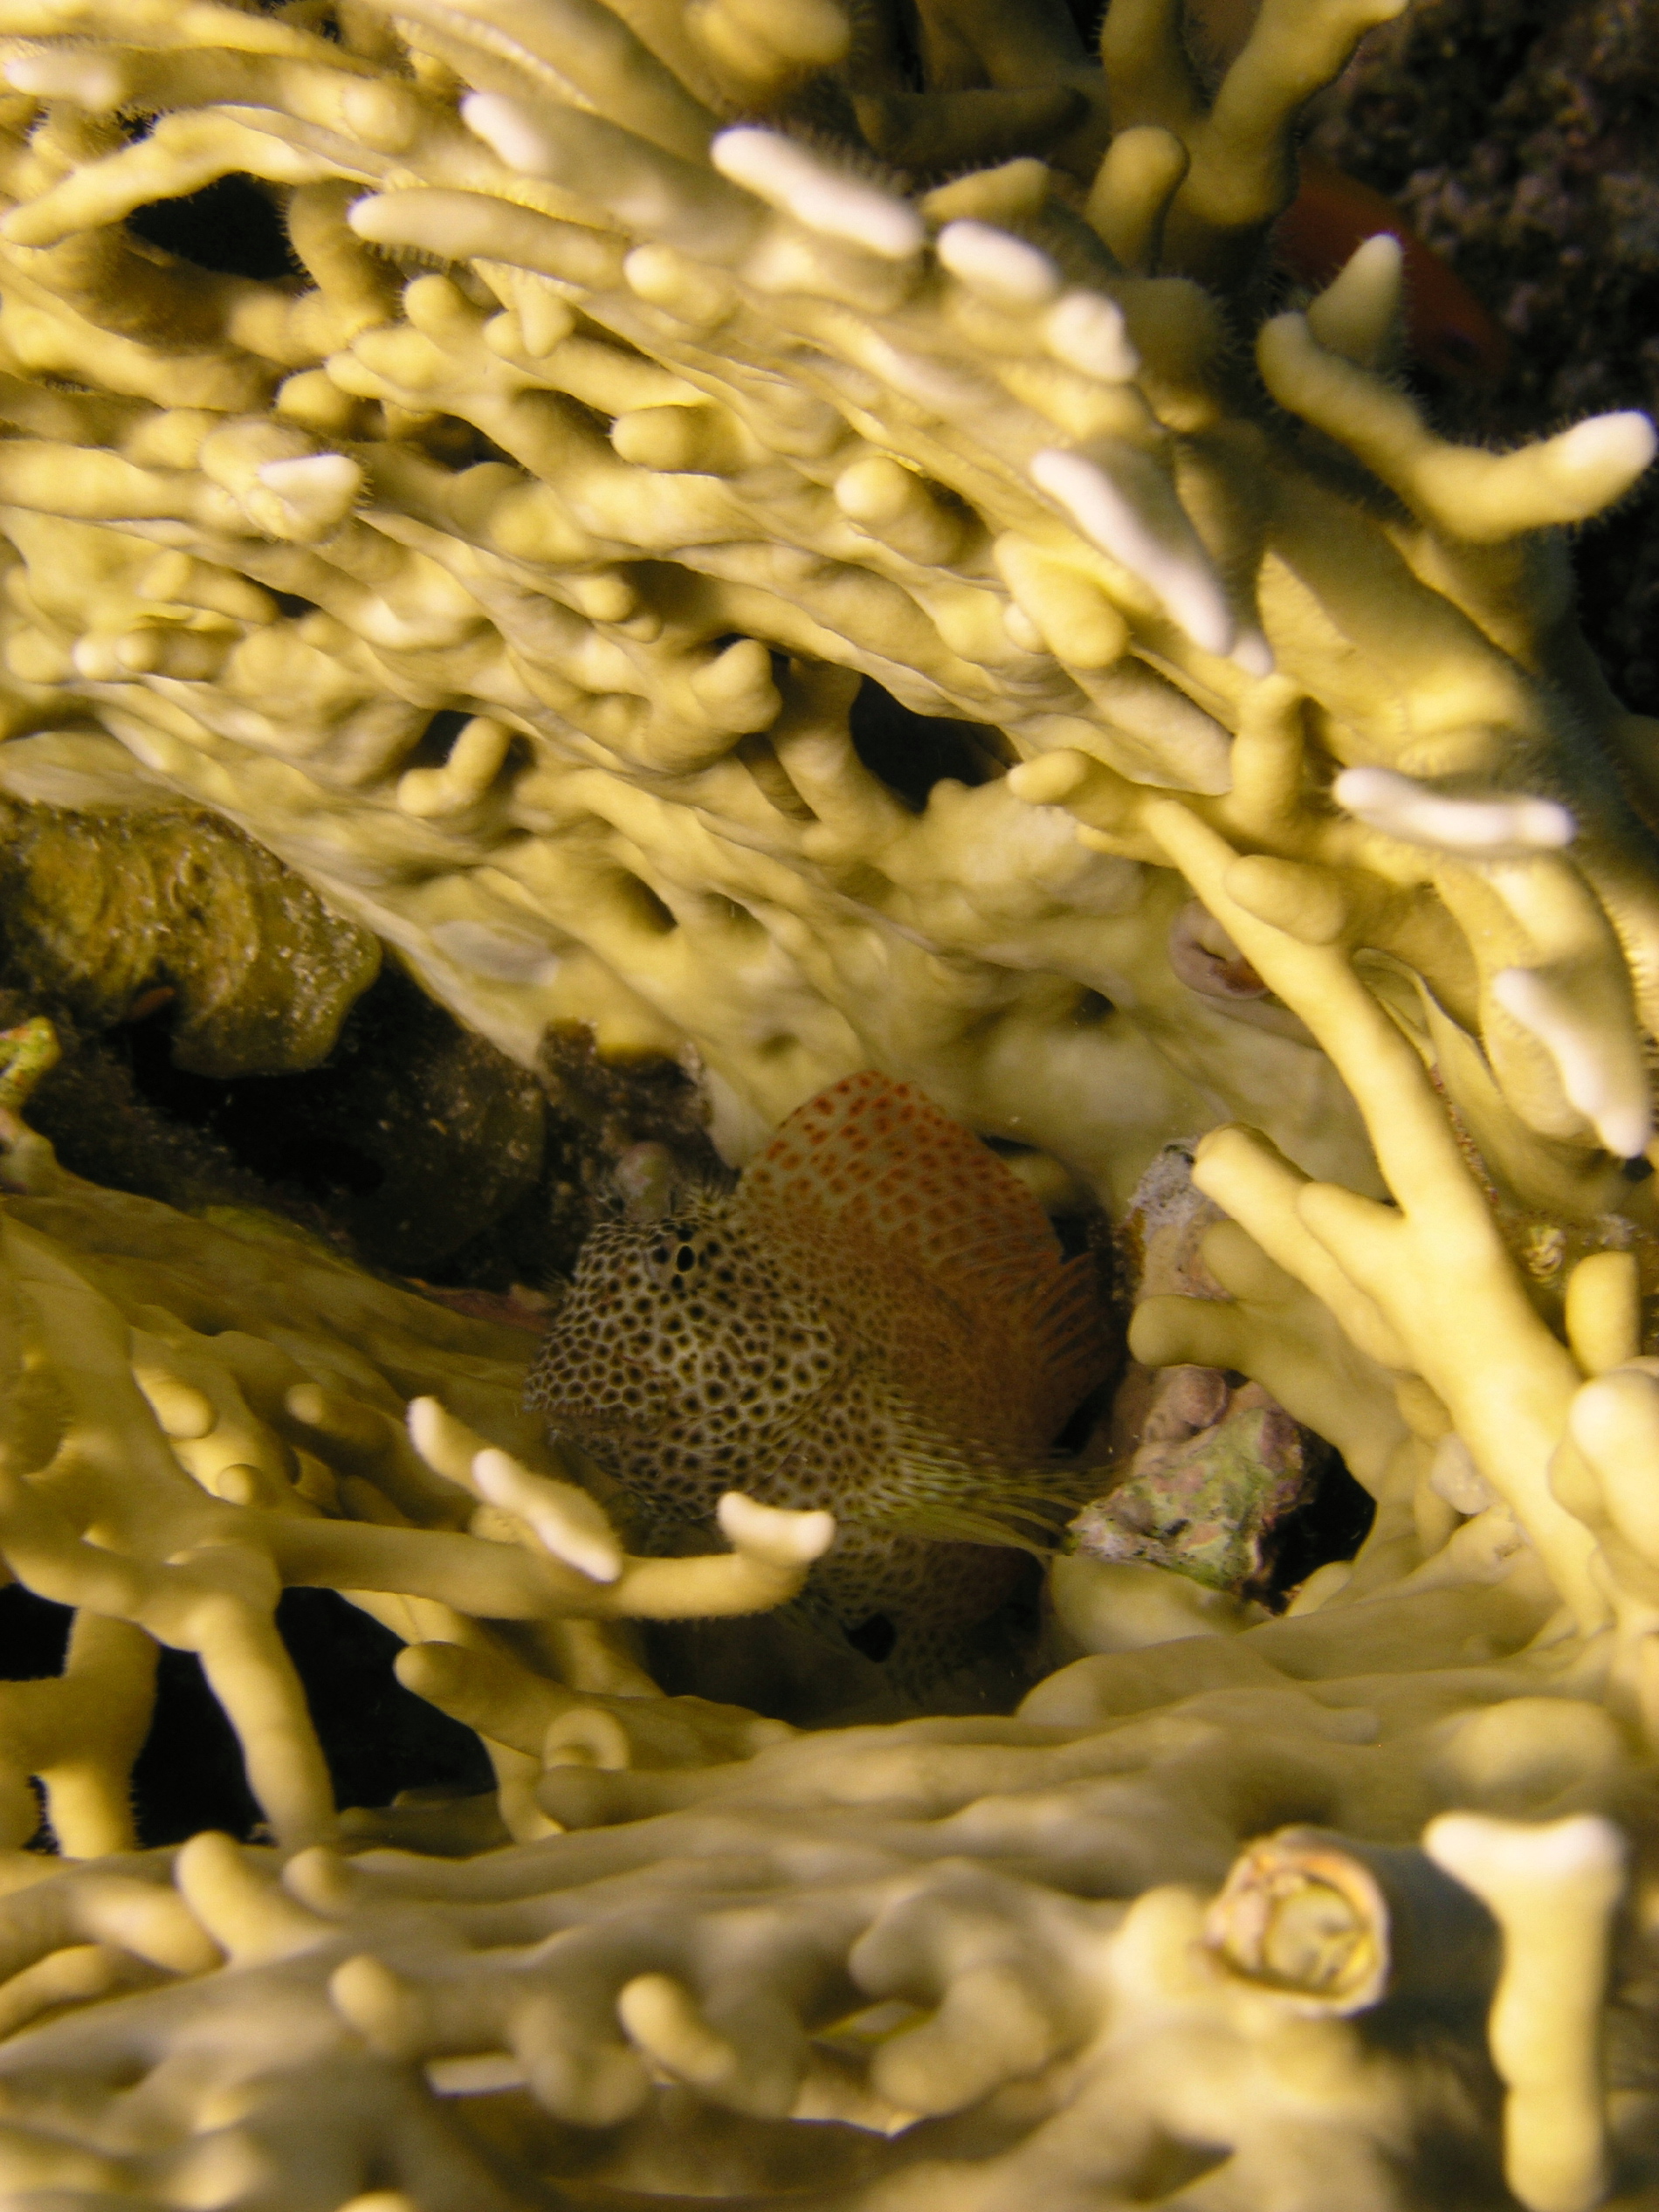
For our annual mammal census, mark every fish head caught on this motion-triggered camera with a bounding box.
[525,1204,843,1453]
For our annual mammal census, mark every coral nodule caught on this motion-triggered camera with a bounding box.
[0,0,1655,2204]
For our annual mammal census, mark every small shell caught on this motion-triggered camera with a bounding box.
[1208,1825,1498,2016]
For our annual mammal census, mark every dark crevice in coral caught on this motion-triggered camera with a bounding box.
[10,916,730,1297]
[847,676,1011,810]
[1060,0,1108,49]
[403,706,473,771]
[1264,1450,1379,1603]
[617,872,679,934]
[132,1594,492,1846]
[845,1613,898,1663]
[107,962,547,1274]
[0,1582,492,1846]
[418,417,517,471]
[0,1583,70,1681]
[126,172,301,282]
[1051,1375,1115,1455]
[132,1643,262,1846]
[19,1003,334,1230]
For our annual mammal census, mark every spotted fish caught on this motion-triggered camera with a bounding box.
[527,1072,1114,1676]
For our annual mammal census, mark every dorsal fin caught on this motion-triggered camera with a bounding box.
[738,1072,1057,1292]
[734,1073,1114,1453]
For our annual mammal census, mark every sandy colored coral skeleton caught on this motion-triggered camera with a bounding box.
[0,0,1654,2203]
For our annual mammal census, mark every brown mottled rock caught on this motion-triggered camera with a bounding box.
[1074,1141,1323,1595]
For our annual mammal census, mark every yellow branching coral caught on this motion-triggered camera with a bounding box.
[0,1610,1647,2209]
[0,1074,834,1854]
[2,0,1659,2205]
[0,0,1643,1212]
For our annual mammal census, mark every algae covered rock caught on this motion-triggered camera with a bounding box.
[1069,1377,1318,1592]
[1070,1140,1329,1595]
[0,792,380,1076]
[0,796,556,1277]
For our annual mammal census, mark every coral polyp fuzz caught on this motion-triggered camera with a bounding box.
[712,127,924,259]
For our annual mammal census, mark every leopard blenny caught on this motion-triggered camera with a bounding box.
[527,1072,1114,1677]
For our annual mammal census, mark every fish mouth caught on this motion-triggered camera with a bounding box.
[538,1396,661,1440]
[528,1355,664,1436]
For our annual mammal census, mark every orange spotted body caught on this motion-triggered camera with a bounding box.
[527,1073,1113,1671]
[1277,156,1511,384]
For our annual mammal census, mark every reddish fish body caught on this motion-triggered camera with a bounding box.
[1277,155,1509,383]
[527,1072,1114,1677]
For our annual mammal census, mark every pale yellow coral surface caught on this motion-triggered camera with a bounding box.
[0,0,1655,2204]
[0,1099,835,1857]
[0,0,1647,1208]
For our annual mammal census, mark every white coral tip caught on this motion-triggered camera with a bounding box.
[717,1490,836,1563]
[472,1448,623,1583]
[1553,410,1656,488]
[1030,446,1235,658]
[1490,967,1654,1161]
[937,220,1060,308]
[5,52,125,107]
[1043,290,1140,382]
[257,453,361,524]
[1334,765,1574,855]
[712,127,922,260]
[1425,1810,1626,1892]
[1346,231,1404,281]
[461,91,554,176]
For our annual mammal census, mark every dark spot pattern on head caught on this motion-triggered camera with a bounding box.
[525,1201,849,1524]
